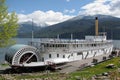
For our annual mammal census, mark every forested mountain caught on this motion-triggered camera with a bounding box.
[17,15,120,40]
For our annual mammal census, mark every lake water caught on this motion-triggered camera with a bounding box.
[0,38,120,63]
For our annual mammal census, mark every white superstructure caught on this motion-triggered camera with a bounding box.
[29,35,113,63]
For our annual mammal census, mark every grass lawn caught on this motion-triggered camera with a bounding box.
[15,73,60,79]
[0,63,9,67]
[0,76,5,80]
[1,57,120,80]
[70,57,120,79]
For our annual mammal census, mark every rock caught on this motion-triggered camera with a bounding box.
[75,76,81,80]
[106,64,115,69]
[102,72,108,76]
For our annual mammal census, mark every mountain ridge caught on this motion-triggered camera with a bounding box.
[17,15,120,40]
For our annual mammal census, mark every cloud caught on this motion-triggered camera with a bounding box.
[66,0,70,2]
[79,0,120,17]
[21,10,25,13]
[64,9,76,14]
[17,10,74,26]
[109,0,120,17]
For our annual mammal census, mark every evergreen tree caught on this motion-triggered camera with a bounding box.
[0,0,18,47]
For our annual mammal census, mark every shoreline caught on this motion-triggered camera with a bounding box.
[0,56,120,80]
[0,49,119,73]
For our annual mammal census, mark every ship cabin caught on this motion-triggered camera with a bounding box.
[28,34,113,62]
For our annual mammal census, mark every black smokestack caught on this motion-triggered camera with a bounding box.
[95,17,98,36]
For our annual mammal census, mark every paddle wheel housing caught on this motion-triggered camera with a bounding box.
[5,44,39,67]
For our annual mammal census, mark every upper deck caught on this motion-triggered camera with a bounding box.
[28,35,112,46]
[28,35,113,53]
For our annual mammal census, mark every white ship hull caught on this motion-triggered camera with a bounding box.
[5,17,113,69]
[5,37,113,68]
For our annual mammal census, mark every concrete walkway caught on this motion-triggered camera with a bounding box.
[59,53,111,73]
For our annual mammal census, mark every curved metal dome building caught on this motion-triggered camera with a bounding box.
[5,44,39,67]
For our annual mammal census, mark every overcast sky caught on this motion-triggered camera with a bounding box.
[6,0,120,26]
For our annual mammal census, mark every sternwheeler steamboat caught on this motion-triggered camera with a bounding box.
[5,17,113,70]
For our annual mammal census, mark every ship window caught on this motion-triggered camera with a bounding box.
[63,44,66,47]
[76,44,78,47]
[52,44,55,47]
[57,54,59,57]
[49,54,51,58]
[46,44,49,47]
[92,44,94,47]
[42,57,44,61]
[71,53,73,56]
[49,44,51,47]
[64,44,67,47]
[77,52,83,55]
[63,55,65,58]
[58,44,62,47]
[58,44,60,47]
[94,44,96,46]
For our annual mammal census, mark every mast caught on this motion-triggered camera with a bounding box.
[57,34,60,39]
[95,17,99,36]
[32,19,34,42]
[71,33,73,41]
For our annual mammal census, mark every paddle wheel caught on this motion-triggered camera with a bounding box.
[19,53,37,64]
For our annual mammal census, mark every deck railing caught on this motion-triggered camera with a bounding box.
[28,38,112,45]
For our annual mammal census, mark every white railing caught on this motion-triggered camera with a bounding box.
[29,38,112,45]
